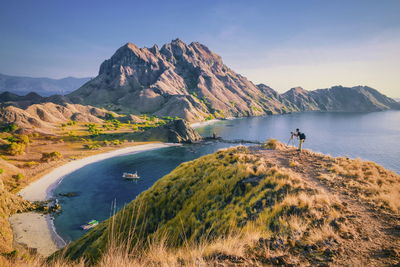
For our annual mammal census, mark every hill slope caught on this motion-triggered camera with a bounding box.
[58,143,400,266]
[0,102,108,132]
[0,73,91,96]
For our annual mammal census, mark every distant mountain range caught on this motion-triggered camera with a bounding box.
[67,39,400,119]
[0,39,399,128]
[0,73,91,96]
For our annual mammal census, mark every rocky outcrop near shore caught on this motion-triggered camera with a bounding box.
[138,119,202,143]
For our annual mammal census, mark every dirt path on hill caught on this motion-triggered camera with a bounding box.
[252,146,400,267]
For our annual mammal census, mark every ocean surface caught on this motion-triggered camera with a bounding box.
[53,111,400,243]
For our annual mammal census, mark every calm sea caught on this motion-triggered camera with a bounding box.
[53,111,400,242]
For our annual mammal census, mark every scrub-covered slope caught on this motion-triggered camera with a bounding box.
[59,142,400,266]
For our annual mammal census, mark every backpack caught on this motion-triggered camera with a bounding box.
[299,133,306,140]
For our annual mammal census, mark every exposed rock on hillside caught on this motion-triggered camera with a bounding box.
[138,119,202,143]
[68,39,290,120]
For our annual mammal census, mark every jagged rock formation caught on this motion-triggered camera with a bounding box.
[138,119,202,143]
[0,73,91,96]
[68,39,290,121]
[0,103,108,132]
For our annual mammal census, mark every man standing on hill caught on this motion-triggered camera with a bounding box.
[293,128,306,151]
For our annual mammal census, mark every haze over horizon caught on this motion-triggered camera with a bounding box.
[1,0,399,97]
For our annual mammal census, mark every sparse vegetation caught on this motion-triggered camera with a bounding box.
[40,151,62,162]
[6,142,26,156]
[12,173,24,181]
[0,123,18,133]
[59,146,346,265]
[263,138,278,149]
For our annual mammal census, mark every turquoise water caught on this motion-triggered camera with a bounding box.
[53,111,400,243]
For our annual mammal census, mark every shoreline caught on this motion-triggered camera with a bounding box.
[11,142,179,256]
[190,119,221,128]
[18,143,178,201]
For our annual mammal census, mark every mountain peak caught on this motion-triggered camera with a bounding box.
[171,38,185,44]
[287,87,308,95]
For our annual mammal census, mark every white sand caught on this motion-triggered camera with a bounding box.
[9,212,59,256]
[19,143,177,202]
[12,143,178,256]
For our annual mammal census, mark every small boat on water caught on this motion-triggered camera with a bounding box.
[122,171,140,180]
[81,219,99,230]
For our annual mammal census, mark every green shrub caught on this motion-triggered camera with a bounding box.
[41,151,62,162]
[24,161,39,168]
[86,124,102,136]
[18,134,30,144]
[205,114,215,121]
[7,142,26,155]
[0,123,18,133]
[67,120,77,126]
[12,173,24,181]
[0,169,4,175]
[84,143,101,150]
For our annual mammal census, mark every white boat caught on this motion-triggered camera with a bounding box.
[122,171,140,180]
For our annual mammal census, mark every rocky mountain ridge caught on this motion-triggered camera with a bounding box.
[66,39,399,120]
[279,85,400,112]
[67,39,295,120]
[1,40,399,127]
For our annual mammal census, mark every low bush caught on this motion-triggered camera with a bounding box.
[7,142,26,155]
[12,173,24,181]
[84,143,101,150]
[41,151,62,162]
[263,139,278,149]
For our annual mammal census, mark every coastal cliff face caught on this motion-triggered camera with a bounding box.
[67,39,292,120]
[138,119,202,143]
[58,143,400,266]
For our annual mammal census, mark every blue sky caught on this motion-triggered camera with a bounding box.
[1,0,400,97]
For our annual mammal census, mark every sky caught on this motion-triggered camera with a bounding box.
[1,0,400,97]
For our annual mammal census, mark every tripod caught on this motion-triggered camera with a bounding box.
[287,134,297,146]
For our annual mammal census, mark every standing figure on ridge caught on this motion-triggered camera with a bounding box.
[293,128,306,151]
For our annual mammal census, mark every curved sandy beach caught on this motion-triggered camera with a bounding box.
[11,142,179,256]
[19,143,177,201]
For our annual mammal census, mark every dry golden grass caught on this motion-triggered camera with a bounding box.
[329,157,400,213]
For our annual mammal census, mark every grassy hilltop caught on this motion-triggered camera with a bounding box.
[40,141,400,266]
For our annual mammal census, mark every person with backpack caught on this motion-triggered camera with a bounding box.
[293,128,306,151]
